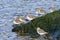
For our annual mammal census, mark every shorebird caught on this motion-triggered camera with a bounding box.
[17,16,27,23]
[35,8,47,15]
[13,18,22,24]
[49,7,56,12]
[26,14,36,20]
[37,27,48,35]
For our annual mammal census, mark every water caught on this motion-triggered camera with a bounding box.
[0,0,60,40]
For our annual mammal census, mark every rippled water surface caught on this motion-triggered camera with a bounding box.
[0,0,60,40]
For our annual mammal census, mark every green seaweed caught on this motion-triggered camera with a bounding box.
[12,10,60,38]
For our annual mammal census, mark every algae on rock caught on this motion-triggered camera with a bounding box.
[12,10,60,38]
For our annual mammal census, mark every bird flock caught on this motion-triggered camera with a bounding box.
[13,7,56,25]
[13,7,56,36]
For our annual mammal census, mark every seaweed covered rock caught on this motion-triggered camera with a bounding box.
[12,10,60,38]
